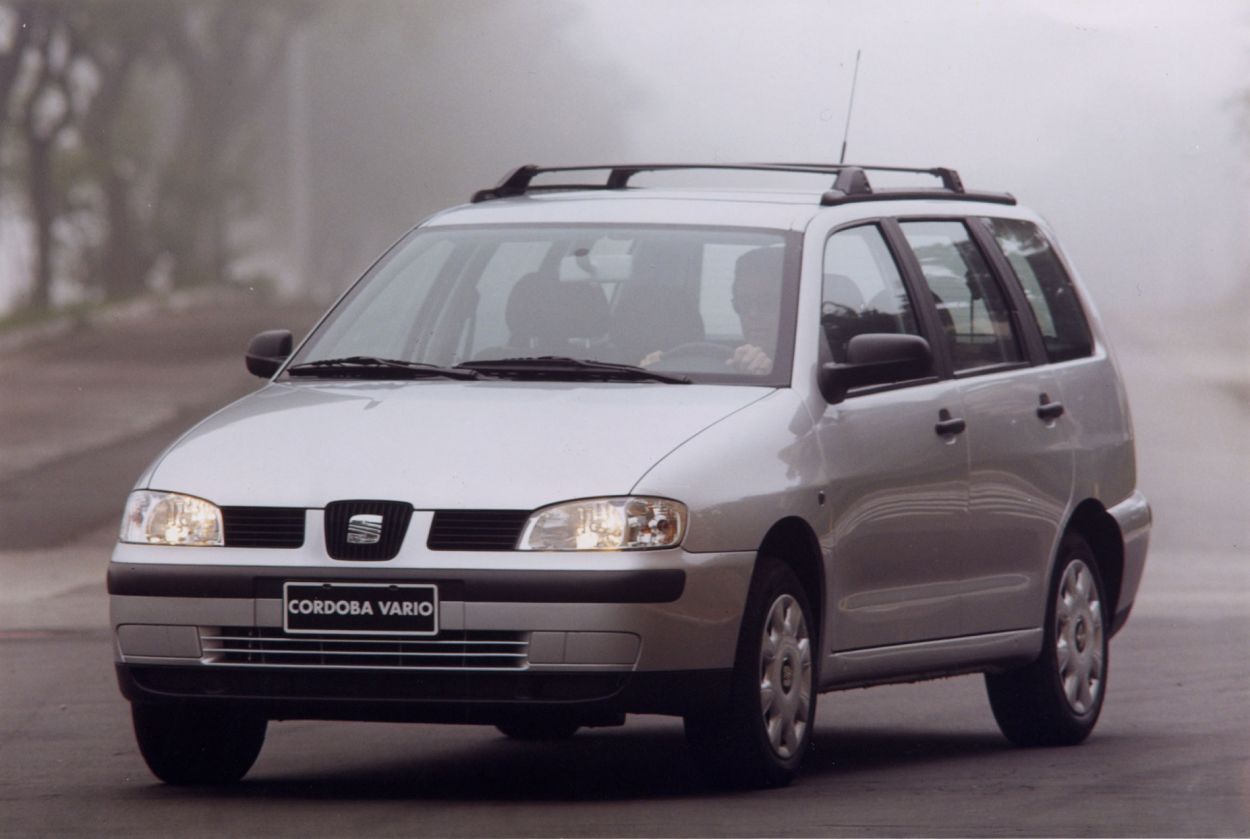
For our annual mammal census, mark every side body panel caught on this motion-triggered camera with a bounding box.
[999,218,1146,626]
[957,366,1074,634]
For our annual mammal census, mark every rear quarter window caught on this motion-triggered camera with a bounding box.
[984,218,1094,362]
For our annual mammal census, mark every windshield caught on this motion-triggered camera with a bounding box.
[289,224,798,385]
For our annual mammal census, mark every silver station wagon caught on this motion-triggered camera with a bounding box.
[110,163,1151,788]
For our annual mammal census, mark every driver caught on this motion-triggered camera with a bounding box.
[641,246,782,375]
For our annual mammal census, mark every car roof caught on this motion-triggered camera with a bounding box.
[422,164,1032,232]
[426,189,834,231]
[424,188,1041,233]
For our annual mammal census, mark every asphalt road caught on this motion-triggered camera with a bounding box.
[0,298,1246,837]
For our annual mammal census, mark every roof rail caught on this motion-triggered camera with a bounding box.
[469,163,1015,207]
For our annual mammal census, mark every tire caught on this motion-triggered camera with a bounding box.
[685,557,816,789]
[985,533,1108,747]
[495,717,581,741]
[132,704,267,785]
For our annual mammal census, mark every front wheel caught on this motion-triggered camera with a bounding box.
[495,717,580,741]
[685,557,816,788]
[132,704,267,785]
[985,533,1108,747]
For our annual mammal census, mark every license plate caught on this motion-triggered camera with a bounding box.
[283,582,438,636]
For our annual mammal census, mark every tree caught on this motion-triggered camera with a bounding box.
[0,0,316,311]
[151,0,314,288]
[10,2,77,310]
[4,0,162,309]
[71,1,161,300]
[296,1,639,295]
[0,1,34,137]
[1,0,633,313]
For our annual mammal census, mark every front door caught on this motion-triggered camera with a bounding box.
[817,224,971,652]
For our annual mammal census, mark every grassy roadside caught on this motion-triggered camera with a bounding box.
[0,287,328,356]
[0,300,99,334]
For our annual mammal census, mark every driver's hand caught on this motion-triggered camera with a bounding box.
[727,344,772,375]
[639,350,664,368]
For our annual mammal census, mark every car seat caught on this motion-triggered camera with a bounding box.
[497,272,610,356]
[608,277,705,365]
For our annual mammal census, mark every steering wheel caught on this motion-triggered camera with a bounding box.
[659,341,733,362]
[821,302,858,320]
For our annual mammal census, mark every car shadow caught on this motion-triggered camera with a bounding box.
[141,723,1018,803]
[803,727,1013,776]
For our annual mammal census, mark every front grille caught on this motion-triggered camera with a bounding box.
[428,510,530,550]
[221,507,305,548]
[200,628,528,671]
[324,499,413,560]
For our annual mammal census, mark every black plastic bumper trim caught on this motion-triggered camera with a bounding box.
[107,564,686,604]
[117,664,732,720]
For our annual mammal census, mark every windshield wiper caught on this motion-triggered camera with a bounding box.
[285,356,480,380]
[458,356,691,384]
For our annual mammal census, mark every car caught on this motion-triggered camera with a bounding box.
[109,162,1151,788]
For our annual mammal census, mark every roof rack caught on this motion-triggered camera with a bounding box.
[469,163,1016,207]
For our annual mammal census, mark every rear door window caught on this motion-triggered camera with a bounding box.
[982,218,1094,362]
[898,220,1024,373]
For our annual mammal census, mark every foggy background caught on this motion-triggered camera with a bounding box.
[1,0,1246,324]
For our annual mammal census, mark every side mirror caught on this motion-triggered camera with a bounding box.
[245,329,293,378]
[819,333,932,404]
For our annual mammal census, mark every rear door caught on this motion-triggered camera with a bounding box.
[894,218,1074,636]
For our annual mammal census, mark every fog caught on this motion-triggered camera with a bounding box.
[575,1,1250,311]
[2,1,1247,326]
[289,1,1248,318]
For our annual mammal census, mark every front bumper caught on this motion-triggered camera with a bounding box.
[114,663,733,723]
[109,541,754,719]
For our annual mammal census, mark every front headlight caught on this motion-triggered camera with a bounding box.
[120,490,223,546]
[518,496,687,551]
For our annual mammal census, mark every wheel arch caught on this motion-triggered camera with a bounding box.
[756,517,825,645]
[1064,499,1126,634]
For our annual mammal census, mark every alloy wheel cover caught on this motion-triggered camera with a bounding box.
[1055,558,1105,715]
[758,593,813,759]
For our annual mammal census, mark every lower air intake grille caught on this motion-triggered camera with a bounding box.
[221,507,305,548]
[427,510,530,550]
[324,499,413,560]
[200,628,528,671]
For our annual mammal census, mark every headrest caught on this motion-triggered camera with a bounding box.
[735,246,784,283]
[505,272,609,344]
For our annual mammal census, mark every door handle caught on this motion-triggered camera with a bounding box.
[934,408,966,436]
[1037,394,1065,422]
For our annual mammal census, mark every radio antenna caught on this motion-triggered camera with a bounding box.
[839,49,862,165]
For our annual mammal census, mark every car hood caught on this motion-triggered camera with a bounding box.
[144,379,771,509]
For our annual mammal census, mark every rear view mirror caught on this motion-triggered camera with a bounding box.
[245,329,293,378]
[819,333,932,404]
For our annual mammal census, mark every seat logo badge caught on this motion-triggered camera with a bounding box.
[346,514,383,545]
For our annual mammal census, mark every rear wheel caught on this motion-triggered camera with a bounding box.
[685,557,815,788]
[132,704,267,785]
[985,533,1108,746]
